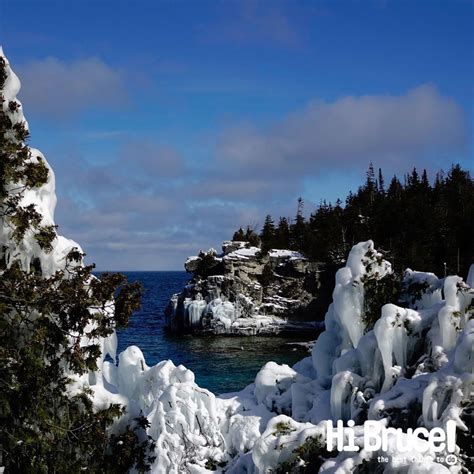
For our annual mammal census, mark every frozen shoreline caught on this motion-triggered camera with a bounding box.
[2,49,473,473]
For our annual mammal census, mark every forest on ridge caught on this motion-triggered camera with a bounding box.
[233,164,474,279]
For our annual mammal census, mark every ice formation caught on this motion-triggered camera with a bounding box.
[2,48,473,473]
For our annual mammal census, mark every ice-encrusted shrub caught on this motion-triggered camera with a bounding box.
[273,421,296,436]
[353,457,386,474]
[359,249,402,330]
[276,436,335,474]
[400,269,443,310]
[204,458,227,471]
[361,271,402,330]
[403,279,430,306]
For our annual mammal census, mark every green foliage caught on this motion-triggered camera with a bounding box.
[232,227,245,241]
[360,258,403,330]
[245,226,261,247]
[272,421,296,436]
[23,156,49,188]
[193,249,220,278]
[275,217,290,249]
[0,58,56,252]
[0,253,155,472]
[353,458,385,473]
[235,164,474,278]
[204,458,227,471]
[290,197,307,251]
[231,226,260,247]
[260,214,276,253]
[0,57,155,472]
[0,59,7,86]
[276,436,335,474]
[33,224,58,252]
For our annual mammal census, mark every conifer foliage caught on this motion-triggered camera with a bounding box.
[235,164,474,278]
[0,56,155,471]
[232,225,261,247]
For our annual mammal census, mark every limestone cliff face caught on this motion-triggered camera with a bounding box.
[165,241,335,335]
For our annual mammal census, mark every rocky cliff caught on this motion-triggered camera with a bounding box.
[165,240,335,335]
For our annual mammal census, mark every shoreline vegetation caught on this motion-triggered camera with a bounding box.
[165,165,473,336]
[232,162,472,279]
[1,49,473,473]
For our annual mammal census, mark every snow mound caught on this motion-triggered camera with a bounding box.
[224,246,261,260]
[269,249,305,260]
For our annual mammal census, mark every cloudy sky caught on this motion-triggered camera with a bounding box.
[1,0,472,270]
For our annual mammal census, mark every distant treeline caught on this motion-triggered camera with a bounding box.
[232,164,473,278]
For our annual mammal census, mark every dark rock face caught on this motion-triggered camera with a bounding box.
[165,241,336,335]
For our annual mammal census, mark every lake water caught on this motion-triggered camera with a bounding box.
[106,271,314,394]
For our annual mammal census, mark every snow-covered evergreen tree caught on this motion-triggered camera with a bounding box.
[0,48,154,472]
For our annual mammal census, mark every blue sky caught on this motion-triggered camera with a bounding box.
[1,0,472,269]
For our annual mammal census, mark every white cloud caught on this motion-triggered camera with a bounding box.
[50,85,468,269]
[216,84,466,175]
[18,57,127,119]
[197,0,303,48]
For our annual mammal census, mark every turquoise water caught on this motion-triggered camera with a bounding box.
[105,271,315,394]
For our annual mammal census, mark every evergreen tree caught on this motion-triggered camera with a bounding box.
[377,168,385,195]
[275,217,290,249]
[232,227,246,241]
[421,169,429,189]
[290,198,306,251]
[231,163,473,278]
[0,54,155,472]
[245,226,261,247]
[407,167,420,189]
[366,163,376,205]
[387,175,403,200]
[260,214,276,253]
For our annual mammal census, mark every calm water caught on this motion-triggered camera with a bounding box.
[102,272,314,394]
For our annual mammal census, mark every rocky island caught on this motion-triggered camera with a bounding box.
[165,240,336,335]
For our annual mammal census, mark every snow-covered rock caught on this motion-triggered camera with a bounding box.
[165,241,333,335]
